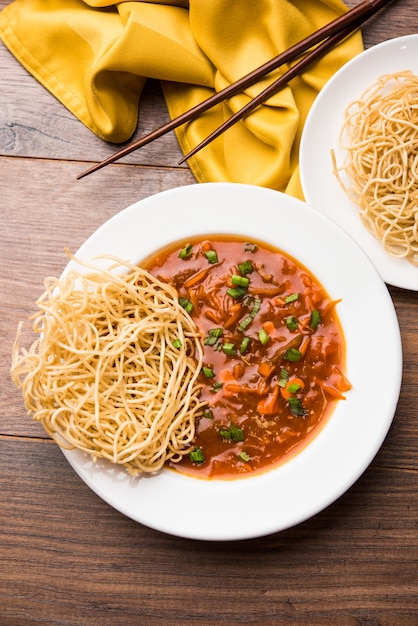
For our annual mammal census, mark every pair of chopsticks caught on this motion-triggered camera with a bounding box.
[77,0,394,180]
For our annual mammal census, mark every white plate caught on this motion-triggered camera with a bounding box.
[300,34,418,291]
[61,183,402,540]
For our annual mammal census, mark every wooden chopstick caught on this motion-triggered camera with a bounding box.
[77,0,394,180]
[178,25,358,164]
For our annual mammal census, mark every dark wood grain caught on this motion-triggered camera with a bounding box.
[1,438,417,625]
[1,0,417,623]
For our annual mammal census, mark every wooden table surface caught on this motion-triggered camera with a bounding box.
[1,1,417,623]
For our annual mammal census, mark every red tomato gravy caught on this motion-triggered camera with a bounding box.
[143,235,351,479]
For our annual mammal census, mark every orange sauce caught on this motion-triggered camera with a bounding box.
[143,235,351,479]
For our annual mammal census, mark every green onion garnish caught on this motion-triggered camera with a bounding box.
[172,339,182,349]
[179,297,193,314]
[259,328,269,345]
[205,250,218,264]
[288,398,306,417]
[239,451,251,462]
[239,337,251,354]
[309,309,321,330]
[238,260,254,275]
[286,315,298,331]
[237,316,253,332]
[285,293,299,304]
[189,448,205,464]
[179,244,193,259]
[243,242,258,253]
[252,297,261,315]
[211,381,223,392]
[222,343,236,355]
[231,275,250,288]
[283,347,303,362]
[227,286,247,299]
[204,327,223,346]
[287,382,302,394]
[219,423,245,443]
[237,297,261,332]
[202,367,215,378]
[202,408,213,419]
[278,367,290,387]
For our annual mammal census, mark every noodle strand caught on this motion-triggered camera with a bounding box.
[10,254,205,475]
[333,70,418,265]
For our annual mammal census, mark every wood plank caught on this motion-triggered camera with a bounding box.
[0,157,195,437]
[0,437,417,625]
[0,49,186,167]
[1,0,416,170]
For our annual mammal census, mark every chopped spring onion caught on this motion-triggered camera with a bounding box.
[231,275,250,288]
[172,339,182,349]
[309,309,321,330]
[222,343,236,355]
[240,337,251,354]
[288,397,307,417]
[179,297,193,314]
[286,315,298,331]
[278,367,290,387]
[189,448,205,464]
[259,328,269,345]
[238,260,254,275]
[237,315,253,332]
[237,297,261,332]
[219,423,245,443]
[287,382,302,394]
[283,347,303,362]
[202,367,215,378]
[204,327,223,346]
[205,250,218,264]
[227,286,248,298]
[211,381,223,392]
[202,408,213,419]
[239,451,251,462]
[179,244,193,259]
[252,297,261,315]
[285,293,299,304]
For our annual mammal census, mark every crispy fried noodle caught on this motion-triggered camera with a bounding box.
[332,70,418,265]
[10,253,204,475]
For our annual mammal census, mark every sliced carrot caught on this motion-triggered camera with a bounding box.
[321,383,347,400]
[261,320,275,334]
[321,367,352,399]
[257,385,279,415]
[248,285,282,296]
[258,361,275,378]
[233,362,245,379]
[273,297,286,307]
[187,289,200,313]
[224,303,243,329]
[224,383,261,396]
[322,298,342,316]
[183,265,216,289]
[204,309,222,324]
[299,335,311,357]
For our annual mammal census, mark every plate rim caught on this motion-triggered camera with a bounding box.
[299,33,418,291]
[59,182,403,540]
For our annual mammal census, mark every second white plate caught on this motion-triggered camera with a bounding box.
[300,34,418,291]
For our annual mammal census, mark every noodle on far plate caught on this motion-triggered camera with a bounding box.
[333,70,418,265]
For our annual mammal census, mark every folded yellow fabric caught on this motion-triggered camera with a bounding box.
[0,0,363,197]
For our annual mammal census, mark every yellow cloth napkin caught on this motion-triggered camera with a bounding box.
[0,0,363,198]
